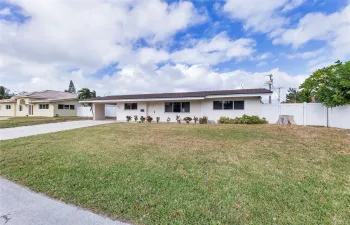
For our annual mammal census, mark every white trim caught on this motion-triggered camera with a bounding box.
[205,93,271,98]
[79,97,205,103]
[79,94,270,103]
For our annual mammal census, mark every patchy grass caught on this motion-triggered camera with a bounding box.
[0,116,91,128]
[1,124,349,224]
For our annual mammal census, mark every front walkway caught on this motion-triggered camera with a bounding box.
[0,120,115,140]
[0,178,128,225]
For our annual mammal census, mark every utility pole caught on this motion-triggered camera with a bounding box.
[267,74,273,104]
[275,87,284,104]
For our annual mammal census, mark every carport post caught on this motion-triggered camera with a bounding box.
[93,103,105,120]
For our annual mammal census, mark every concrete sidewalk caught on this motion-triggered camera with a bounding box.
[0,120,115,140]
[0,178,129,225]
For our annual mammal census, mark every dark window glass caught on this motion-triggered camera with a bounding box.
[165,102,172,112]
[64,105,70,109]
[131,103,137,110]
[213,101,223,110]
[224,101,233,109]
[173,102,181,112]
[70,105,75,110]
[6,105,11,110]
[58,104,63,109]
[182,102,190,112]
[39,104,42,109]
[125,103,137,110]
[234,101,244,110]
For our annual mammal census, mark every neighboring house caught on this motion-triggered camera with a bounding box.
[80,88,272,122]
[0,90,78,117]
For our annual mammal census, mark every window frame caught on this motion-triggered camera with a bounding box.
[213,101,234,110]
[164,102,190,113]
[6,105,11,110]
[234,101,245,110]
[19,105,23,111]
[124,103,138,110]
[39,104,49,110]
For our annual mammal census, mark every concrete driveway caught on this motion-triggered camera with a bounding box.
[0,178,128,225]
[0,120,115,140]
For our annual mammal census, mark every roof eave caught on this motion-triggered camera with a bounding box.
[79,93,271,103]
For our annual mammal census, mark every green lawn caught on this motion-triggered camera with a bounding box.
[1,124,349,224]
[0,116,91,128]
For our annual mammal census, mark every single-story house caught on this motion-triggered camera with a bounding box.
[80,88,272,122]
[0,90,79,117]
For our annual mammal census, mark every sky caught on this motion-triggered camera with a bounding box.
[0,0,349,101]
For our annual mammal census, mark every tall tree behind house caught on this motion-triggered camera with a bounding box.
[65,80,76,93]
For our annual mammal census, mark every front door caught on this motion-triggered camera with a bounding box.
[28,105,34,115]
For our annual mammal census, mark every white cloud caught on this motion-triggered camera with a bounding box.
[275,4,350,71]
[171,32,256,65]
[0,0,310,99]
[286,48,325,59]
[223,0,304,33]
[255,52,273,60]
[0,0,206,71]
[0,8,11,16]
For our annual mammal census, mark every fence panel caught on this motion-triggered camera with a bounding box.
[328,106,350,129]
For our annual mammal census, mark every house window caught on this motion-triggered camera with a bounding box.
[6,105,11,110]
[234,101,244,110]
[213,101,223,110]
[39,104,49,109]
[125,103,137,110]
[224,101,233,109]
[164,102,190,113]
[58,104,75,110]
[19,105,23,111]
[213,101,233,110]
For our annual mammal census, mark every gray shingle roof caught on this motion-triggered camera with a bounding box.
[26,90,77,100]
[0,90,77,103]
[84,88,272,101]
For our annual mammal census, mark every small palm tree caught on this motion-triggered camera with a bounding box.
[78,88,97,116]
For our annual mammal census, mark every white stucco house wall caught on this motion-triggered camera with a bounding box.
[80,88,272,122]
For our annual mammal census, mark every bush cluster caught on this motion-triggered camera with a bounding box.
[199,116,208,124]
[218,114,268,124]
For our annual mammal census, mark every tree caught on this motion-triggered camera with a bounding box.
[285,88,304,103]
[78,88,97,115]
[65,80,76,93]
[299,60,350,107]
[0,86,12,99]
[78,88,96,100]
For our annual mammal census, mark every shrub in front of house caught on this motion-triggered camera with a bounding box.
[199,116,208,124]
[218,114,268,124]
[156,117,160,123]
[146,116,153,123]
[167,117,171,123]
[176,115,181,124]
[193,116,198,124]
[134,115,138,122]
[183,117,192,123]
[140,116,146,123]
[126,116,132,122]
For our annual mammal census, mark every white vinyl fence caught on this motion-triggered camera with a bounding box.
[77,105,116,117]
[261,103,350,129]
